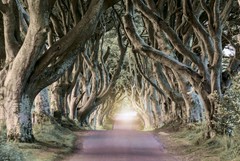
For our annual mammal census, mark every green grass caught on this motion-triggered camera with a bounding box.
[0,116,77,161]
[169,123,240,161]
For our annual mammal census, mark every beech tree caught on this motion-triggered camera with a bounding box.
[0,0,120,142]
[122,0,239,137]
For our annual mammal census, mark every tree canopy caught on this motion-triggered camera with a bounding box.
[0,0,239,142]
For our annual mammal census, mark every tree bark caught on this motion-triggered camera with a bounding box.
[150,85,160,127]
[3,0,51,142]
[33,88,50,124]
[0,85,4,124]
[4,92,34,142]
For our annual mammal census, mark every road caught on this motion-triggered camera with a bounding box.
[62,125,179,161]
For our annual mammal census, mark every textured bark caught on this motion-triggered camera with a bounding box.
[1,0,20,63]
[153,62,184,103]
[174,72,203,123]
[4,93,34,142]
[34,88,50,114]
[66,56,83,120]
[0,14,5,64]
[159,96,170,124]
[77,46,98,122]
[150,85,160,127]
[77,68,98,122]
[49,82,63,123]
[68,87,84,120]
[33,88,50,124]
[0,87,4,124]
[96,103,109,128]
[2,0,51,142]
[143,85,153,126]
[0,69,5,124]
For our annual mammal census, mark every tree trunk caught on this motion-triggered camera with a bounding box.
[132,102,152,130]
[50,82,62,123]
[96,103,109,128]
[0,79,5,124]
[4,91,34,142]
[131,87,152,130]
[143,85,153,127]
[33,88,50,124]
[150,85,160,127]
[77,70,98,122]
[67,77,83,120]
[196,87,215,138]
[1,0,52,142]
[174,71,203,123]
[68,97,77,120]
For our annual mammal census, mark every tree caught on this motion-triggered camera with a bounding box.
[123,0,238,137]
[0,0,119,142]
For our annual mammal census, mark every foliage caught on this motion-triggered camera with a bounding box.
[211,75,240,136]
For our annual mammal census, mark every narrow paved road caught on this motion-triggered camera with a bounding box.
[62,129,178,161]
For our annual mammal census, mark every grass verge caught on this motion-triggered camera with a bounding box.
[0,116,77,161]
[157,122,240,161]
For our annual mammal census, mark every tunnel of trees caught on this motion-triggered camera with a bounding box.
[0,0,239,142]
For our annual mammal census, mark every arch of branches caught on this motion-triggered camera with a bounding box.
[0,0,239,142]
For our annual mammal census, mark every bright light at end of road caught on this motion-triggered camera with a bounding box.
[115,111,137,121]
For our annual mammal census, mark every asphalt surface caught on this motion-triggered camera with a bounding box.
[63,121,178,161]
